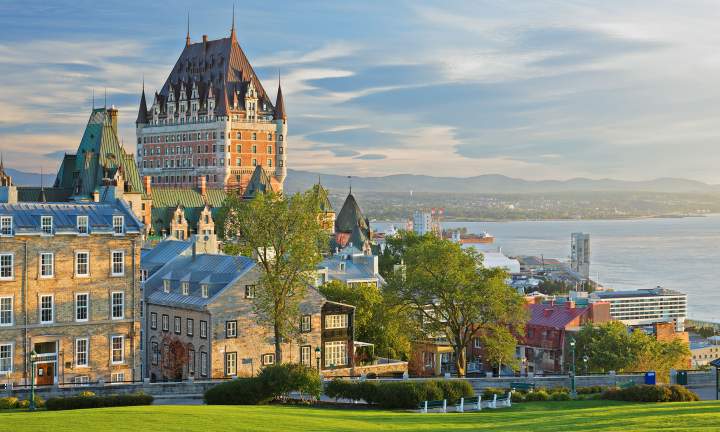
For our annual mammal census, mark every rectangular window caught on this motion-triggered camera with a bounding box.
[188,349,195,374]
[267,159,272,167]
[111,251,124,276]
[40,295,53,323]
[111,292,124,319]
[0,254,12,280]
[226,320,237,338]
[200,320,208,338]
[301,315,311,333]
[41,216,53,234]
[324,341,348,367]
[112,372,125,383]
[75,251,89,277]
[262,354,275,365]
[182,282,189,296]
[151,342,159,365]
[75,338,88,367]
[174,316,181,334]
[150,312,157,330]
[113,216,124,234]
[244,285,255,299]
[0,297,12,326]
[200,352,208,377]
[39,252,53,278]
[201,284,208,298]
[76,215,88,234]
[0,216,12,236]
[0,344,11,373]
[162,314,169,331]
[187,318,194,336]
[75,293,88,322]
[111,335,124,364]
[225,352,237,376]
[325,314,348,329]
[267,145,272,154]
[74,375,89,385]
[163,280,171,293]
[301,345,311,366]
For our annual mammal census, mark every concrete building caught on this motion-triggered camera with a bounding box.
[571,233,590,280]
[691,341,720,368]
[316,246,384,289]
[589,286,687,330]
[0,199,143,386]
[479,250,521,273]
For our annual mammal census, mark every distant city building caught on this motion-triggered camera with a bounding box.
[570,232,590,280]
[316,245,384,289]
[589,286,687,330]
[480,250,521,273]
[412,209,441,236]
[690,341,720,368]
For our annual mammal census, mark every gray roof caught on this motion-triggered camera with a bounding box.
[0,200,142,236]
[592,287,686,299]
[319,253,382,285]
[141,239,193,277]
[144,253,256,311]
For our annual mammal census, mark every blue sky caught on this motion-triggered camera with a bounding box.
[2,0,720,182]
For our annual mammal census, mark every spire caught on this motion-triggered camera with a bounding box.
[136,78,149,125]
[185,11,191,47]
[230,4,236,40]
[39,167,47,203]
[274,72,287,120]
[0,153,4,172]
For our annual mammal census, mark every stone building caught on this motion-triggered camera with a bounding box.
[0,199,143,386]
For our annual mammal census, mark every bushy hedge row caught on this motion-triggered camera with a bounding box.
[602,385,699,402]
[325,379,474,409]
[0,395,44,409]
[45,393,153,411]
[204,363,321,405]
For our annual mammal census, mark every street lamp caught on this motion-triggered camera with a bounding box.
[315,347,321,375]
[583,355,589,376]
[569,338,577,399]
[29,350,38,411]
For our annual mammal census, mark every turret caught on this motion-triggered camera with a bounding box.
[274,77,287,187]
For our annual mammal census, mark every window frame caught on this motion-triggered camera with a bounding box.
[324,314,348,330]
[300,345,311,366]
[301,315,311,333]
[225,352,237,376]
[110,335,124,364]
[162,314,169,332]
[39,294,53,324]
[244,285,255,299]
[226,320,237,338]
[200,320,208,339]
[324,341,348,367]
[0,296,13,326]
[75,250,90,277]
[200,351,208,377]
[0,216,12,236]
[75,338,89,368]
[40,215,53,235]
[0,343,12,374]
[201,284,209,298]
[181,281,189,296]
[150,312,157,330]
[261,353,275,366]
[76,215,89,235]
[112,215,125,235]
[186,318,194,336]
[111,291,124,320]
[75,293,89,322]
[39,252,54,278]
[174,316,181,334]
[111,250,125,276]
[0,253,13,280]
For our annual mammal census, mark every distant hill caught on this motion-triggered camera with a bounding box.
[286,170,720,194]
[6,168,56,188]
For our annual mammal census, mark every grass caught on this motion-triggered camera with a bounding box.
[2,400,720,431]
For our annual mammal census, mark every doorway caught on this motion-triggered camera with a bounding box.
[33,341,57,385]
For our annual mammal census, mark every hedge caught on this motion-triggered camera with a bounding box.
[45,393,153,411]
[602,385,699,402]
[326,379,474,409]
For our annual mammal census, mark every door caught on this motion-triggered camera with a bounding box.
[36,363,54,385]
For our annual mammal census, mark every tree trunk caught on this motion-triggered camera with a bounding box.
[274,322,282,364]
[455,338,467,377]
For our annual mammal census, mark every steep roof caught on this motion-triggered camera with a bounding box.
[274,82,286,120]
[243,165,273,199]
[311,183,333,213]
[335,192,368,233]
[149,187,226,235]
[136,87,149,124]
[527,303,589,329]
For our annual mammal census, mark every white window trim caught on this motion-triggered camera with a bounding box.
[111,250,125,277]
[110,335,124,364]
[112,215,125,236]
[75,292,89,322]
[182,282,189,296]
[75,338,89,368]
[201,284,208,298]
[111,291,124,320]
[325,341,348,367]
[39,294,54,324]
[39,252,54,278]
[225,352,237,376]
[40,216,53,236]
[325,314,348,330]
[0,253,13,281]
[75,250,90,278]
[0,216,13,236]
[76,215,89,235]
[262,353,275,365]
[0,296,13,326]
[163,279,171,293]
[0,342,13,374]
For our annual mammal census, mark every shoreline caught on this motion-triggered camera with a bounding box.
[371,213,714,225]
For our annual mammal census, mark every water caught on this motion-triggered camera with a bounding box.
[373,215,720,323]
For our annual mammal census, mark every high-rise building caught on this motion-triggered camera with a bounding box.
[412,209,442,236]
[570,232,590,279]
[135,19,287,193]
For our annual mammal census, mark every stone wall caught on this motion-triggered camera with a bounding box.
[323,361,408,378]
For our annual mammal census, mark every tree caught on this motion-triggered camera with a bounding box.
[386,236,527,377]
[223,190,326,363]
[378,230,434,277]
[161,335,189,380]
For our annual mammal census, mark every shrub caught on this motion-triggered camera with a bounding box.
[17,395,44,409]
[258,363,322,399]
[668,385,700,402]
[375,381,427,409]
[550,387,569,394]
[601,385,699,403]
[0,396,19,409]
[78,391,96,398]
[432,380,474,404]
[482,387,508,399]
[550,392,571,401]
[578,385,605,395]
[525,390,549,401]
[45,393,153,411]
[204,378,272,405]
[511,392,525,403]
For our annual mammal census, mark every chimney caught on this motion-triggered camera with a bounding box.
[143,176,152,196]
[199,176,207,196]
[565,301,575,309]
[203,34,208,43]
[107,106,119,133]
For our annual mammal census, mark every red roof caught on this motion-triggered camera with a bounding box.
[527,303,589,329]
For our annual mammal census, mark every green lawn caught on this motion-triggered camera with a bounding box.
[2,400,720,431]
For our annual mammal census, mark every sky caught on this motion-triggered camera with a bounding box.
[2,0,720,182]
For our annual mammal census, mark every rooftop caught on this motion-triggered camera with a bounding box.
[592,286,686,299]
[527,303,590,329]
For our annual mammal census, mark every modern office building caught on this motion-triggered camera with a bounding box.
[589,286,687,330]
[570,232,590,280]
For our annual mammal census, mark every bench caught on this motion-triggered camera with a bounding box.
[495,392,512,408]
[510,382,535,392]
[419,399,447,413]
[456,395,482,412]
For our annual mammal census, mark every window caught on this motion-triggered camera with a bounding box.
[0,297,12,326]
[261,354,275,365]
[111,335,124,364]
[182,282,189,296]
[188,349,195,374]
[0,216,12,236]
[267,145,272,154]
[225,352,237,376]
[267,133,272,141]
[325,314,348,329]
[200,320,208,338]
[226,320,237,338]
[244,285,255,299]
[301,345,311,366]
[252,159,257,166]
[200,352,208,376]
[111,292,124,319]
[267,159,272,167]
[0,344,11,373]
[325,341,348,367]
[201,284,209,298]
[301,315,311,333]
[40,216,53,234]
[112,216,124,234]
[75,293,88,322]
[162,314,169,331]
[174,316,181,334]
[75,338,88,367]
[111,251,124,276]
[40,295,53,323]
[150,312,157,329]
[75,251,89,277]
[76,216,88,234]
[151,342,159,365]
[39,252,53,278]
[163,280,171,293]
[0,254,12,280]
[251,145,257,153]
[74,375,89,385]
[187,318,194,336]
[252,133,257,141]
[111,372,125,383]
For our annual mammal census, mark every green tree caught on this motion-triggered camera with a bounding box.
[378,230,434,277]
[223,190,326,363]
[386,236,527,376]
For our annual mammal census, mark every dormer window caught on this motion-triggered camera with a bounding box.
[77,215,89,234]
[40,216,53,235]
[182,282,190,296]
[339,262,345,272]
[163,280,171,293]
[201,284,209,298]
[113,216,124,235]
[0,216,12,236]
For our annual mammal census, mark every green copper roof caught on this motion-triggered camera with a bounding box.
[151,187,227,208]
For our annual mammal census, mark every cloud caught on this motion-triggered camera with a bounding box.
[354,153,386,160]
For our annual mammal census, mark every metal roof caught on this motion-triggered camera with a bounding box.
[592,287,686,299]
[141,239,193,277]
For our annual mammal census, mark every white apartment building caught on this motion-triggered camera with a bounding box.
[589,286,687,330]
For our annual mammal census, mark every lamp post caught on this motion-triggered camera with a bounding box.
[583,355,589,376]
[29,350,37,411]
[569,338,577,399]
[315,347,321,375]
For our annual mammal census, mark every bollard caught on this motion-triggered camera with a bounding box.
[442,399,447,413]
[423,400,428,414]
[458,397,464,413]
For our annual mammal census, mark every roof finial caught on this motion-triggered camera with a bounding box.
[40,167,47,203]
[230,3,236,39]
[348,175,352,194]
[104,88,107,109]
[0,153,4,171]
[186,10,191,47]
[92,88,95,110]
